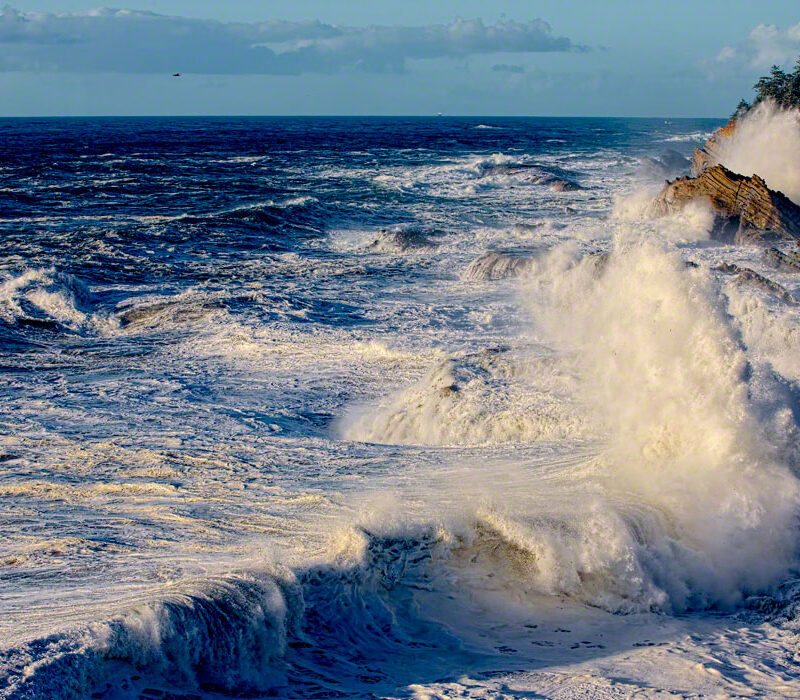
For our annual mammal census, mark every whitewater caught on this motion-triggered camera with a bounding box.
[2,115,800,699]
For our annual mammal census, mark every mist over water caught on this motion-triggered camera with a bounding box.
[3,116,800,699]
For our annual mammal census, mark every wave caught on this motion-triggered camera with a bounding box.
[713,101,800,204]
[338,346,587,446]
[0,268,114,335]
[1,531,461,698]
[0,570,302,699]
[7,515,800,699]
[661,131,714,143]
[462,251,537,281]
[0,521,666,698]
[144,196,330,246]
[372,153,584,196]
[518,241,800,609]
[199,197,326,233]
[340,238,800,614]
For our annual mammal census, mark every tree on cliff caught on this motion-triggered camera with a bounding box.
[735,57,800,118]
[731,99,751,121]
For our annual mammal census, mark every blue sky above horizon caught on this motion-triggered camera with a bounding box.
[2,1,800,117]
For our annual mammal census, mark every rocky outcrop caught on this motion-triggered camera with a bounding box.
[691,121,737,176]
[651,165,800,244]
[367,227,438,252]
[714,262,797,305]
[547,178,584,192]
[763,246,800,272]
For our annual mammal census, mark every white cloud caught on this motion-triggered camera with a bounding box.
[0,7,584,74]
[746,23,800,69]
[708,22,800,73]
[715,46,737,63]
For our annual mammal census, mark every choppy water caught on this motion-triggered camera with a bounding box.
[3,116,800,699]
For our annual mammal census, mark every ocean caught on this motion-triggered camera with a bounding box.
[2,115,800,699]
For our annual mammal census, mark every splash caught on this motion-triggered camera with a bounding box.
[518,241,800,609]
[614,188,716,243]
[338,347,586,446]
[0,268,113,333]
[715,101,800,204]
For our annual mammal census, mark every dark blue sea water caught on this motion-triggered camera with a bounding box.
[6,116,800,699]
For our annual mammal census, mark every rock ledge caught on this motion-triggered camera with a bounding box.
[651,164,800,244]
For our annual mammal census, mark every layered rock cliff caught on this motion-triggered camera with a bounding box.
[650,164,800,244]
[690,121,737,176]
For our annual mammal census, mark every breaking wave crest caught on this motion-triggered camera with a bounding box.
[340,238,800,615]
[174,196,330,243]
[338,346,586,446]
[462,251,536,280]
[1,571,302,699]
[0,268,112,334]
[9,503,800,698]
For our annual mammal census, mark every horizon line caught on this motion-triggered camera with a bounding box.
[0,113,727,120]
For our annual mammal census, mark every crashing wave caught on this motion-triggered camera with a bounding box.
[0,570,302,699]
[338,346,587,446]
[0,268,112,334]
[8,509,800,699]
[462,251,536,281]
[711,102,800,205]
[518,242,800,609]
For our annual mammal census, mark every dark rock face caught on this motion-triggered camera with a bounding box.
[651,165,800,244]
[691,121,737,176]
[764,246,800,272]
[713,262,797,305]
[548,178,583,192]
[367,228,438,252]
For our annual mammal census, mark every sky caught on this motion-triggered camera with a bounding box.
[1,1,799,117]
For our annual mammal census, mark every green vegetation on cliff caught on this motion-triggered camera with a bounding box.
[734,57,800,118]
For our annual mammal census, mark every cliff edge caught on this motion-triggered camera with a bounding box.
[690,121,737,176]
[651,164,800,244]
